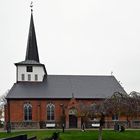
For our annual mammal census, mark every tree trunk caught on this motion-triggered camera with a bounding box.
[98,126,102,140]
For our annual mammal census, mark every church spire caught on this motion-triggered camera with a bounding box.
[15,2,47,82]
[25,3,40,62]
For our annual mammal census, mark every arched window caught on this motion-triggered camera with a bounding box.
[24,103,32,121]
[47,103,55,121]
[112,114,118,120]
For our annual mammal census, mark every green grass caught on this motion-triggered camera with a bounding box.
[0,130,140,140]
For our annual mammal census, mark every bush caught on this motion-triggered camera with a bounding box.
[120,125,125,132]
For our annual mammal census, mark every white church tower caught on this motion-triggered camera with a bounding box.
[15,9,47,82]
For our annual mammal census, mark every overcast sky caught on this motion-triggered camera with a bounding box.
[0,0,140,96]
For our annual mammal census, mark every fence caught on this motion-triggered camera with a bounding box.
[10,122,39,129]
[4,120,140,129]
[87,120,140,128]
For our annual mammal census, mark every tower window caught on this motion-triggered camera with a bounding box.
[28,74,31,81]
[35,74,38,81]
[27,66,33,72]
[21,74,25,81]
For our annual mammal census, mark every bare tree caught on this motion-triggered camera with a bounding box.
[0,94,7,107]
[79,91,140,140]
[78,91,140,140]
[90,103,105,140]
[129,91,140,119]
[0,91,8,128]
[90,92,127,140]
[78,102,91,131]
[104,92,127,116]
[0,108,3,120]
[0,90,8,121]
[123,91,140,127]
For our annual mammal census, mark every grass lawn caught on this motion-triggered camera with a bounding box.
[0,130,140,140]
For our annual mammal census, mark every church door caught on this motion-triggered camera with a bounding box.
[69,108,78,128]
[69,115,77,128]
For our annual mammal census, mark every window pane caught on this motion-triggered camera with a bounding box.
[112,114,118,120]
[24,104,32,121]
[24,106,28,120]
[47,106,51,120]
[51,112,54,120]
[21,74,25,81]
[47,114,50,120]
[28,74,31,81]
[27,66,33,72]
[29,106,32,120]
[51,116,54,120]
[115,115,118,120]
[47,104,55,121]
[35,74,38,81]
[51,106,55,120]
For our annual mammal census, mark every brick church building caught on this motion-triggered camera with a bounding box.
[5,10,126,129]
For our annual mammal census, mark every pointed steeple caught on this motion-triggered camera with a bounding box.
[15,3,47,82]
[25,10,40,62]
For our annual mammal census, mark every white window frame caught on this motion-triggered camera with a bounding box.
[21,74,25,81]
[47,103,55,121]
[23,103,32,121]
[28,74,31,81]
[35,74,38,81]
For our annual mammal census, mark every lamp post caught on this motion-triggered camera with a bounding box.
[60,104,65,133]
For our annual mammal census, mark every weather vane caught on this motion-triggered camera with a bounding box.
[30,1,33,12]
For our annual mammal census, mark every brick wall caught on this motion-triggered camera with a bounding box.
[5,98,103,128]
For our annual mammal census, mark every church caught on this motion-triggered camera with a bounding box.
[5,9,126,129]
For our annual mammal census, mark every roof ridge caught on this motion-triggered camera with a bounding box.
[47,74,114,77]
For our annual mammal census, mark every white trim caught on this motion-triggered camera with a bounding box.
[46,123,55,128]
[92,123,100,127]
